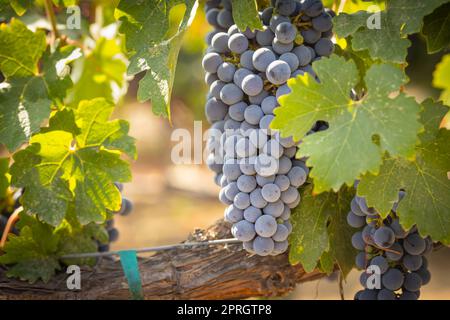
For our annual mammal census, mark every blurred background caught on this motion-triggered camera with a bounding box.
[0,0,448,299]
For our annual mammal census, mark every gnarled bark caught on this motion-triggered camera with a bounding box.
[0,220,326,300]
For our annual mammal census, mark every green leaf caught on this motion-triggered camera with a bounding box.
[9,0,32,16]
[358,100,450,244]
[10,98,136,226]
[0,212,61,283]
[433,54,450,106]
[0,77,52,151]
[334,0,450,62]
[52,0,77,6]
[231,0,263,31]
[422,2,450,54]
[0,157,8,198]
[0,211,107,283]
[272,55,422,193]
[115,0,199,117]
[289,185,357,276]
[69,37,126,105]
[0,44,81,151]
[0,19,46,77]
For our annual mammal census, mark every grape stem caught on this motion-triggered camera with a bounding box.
[0,207,21,249]
[44,0,59,43]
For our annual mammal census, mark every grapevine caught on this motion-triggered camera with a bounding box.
[0,0,448,301]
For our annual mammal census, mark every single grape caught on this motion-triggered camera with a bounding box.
[234,192,251,210]
[269,14,290,32]
[275,22,297,44]
[239,156,257,175]
[244,104,264,125]
[279,52,299,72]
[240,50,255,70]
[373,226,395,248]
[253,236,275,256]
[347,211,366,228]
[263,139,284,159]
[280,186,299,204]
[223,159,242,181]
[217,62,236,82]
[304,0,324,17]
[108,228,119,242]
[259,114,275,134]
[252,48,276,72]
[255,154,279,177]
[263,200,285,217]
[280,204,291,220]
[228,101,247,122]
[314,38,334,56]
[266,60,291,85]
[403,233,426,255]
[301,29,321,44]
[233,68,252,88]
[261,7,274,26]
[261,183,281,203]
[277,157,292,175]
[351,232,365,250]
[275,0,297,16]
[312,12,333,32]
[416,266,431,285]
[276,84,291,102]
[219,188,233,205]
[205,8,220,28]
[385,242,404,262]
[255,215,278,237]
[228,33,249,54]
[403,254,423,271]
[211,32,230,53]
[389,218,409,239]
[272,37,294,54]
[205,97,228,123]
[249,187,268,209]
[236,137,258,158]
[243,206,262,223]
[370,256,388,274]
[231,220,256,241]
[241,74,264,96]
[205,72,219,86]
[287,166,307,187]
[220,83,244,105]
[255,26,275,46]
[272,240,289,255]
[377,289,396,300]
[217,9,234,29]
[403,272,423,292]
[202,52,223,73]
[382,268,404,291]
[261,96,279,115]
[237,174,257,193]
[355,252,367,269]
[255,174,276,187]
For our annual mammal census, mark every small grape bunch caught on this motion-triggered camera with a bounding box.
[98,182,133,252]
[203,0,334,256]
[348,190,433,300]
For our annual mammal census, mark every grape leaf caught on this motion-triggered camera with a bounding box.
[334,0,450,62]
[231,0,263,31]
[0,211,106,283]
[358,100,450,244]
[433,54,450,107]
[272,55,422,194]
[10,98,136,226]
[115,0,198,118]
[0,20,81,151]
[0,157,8,198]
[70,37,127,105]
[0,212,61,283]
[289,185,357,276]
[422,2,450,54]
[0,19,46,77]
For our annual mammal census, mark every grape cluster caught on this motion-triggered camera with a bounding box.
[203,0,334,256]
[98,182,133,252]
[348,190,433,300]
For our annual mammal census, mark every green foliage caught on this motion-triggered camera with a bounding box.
[115,0,199,118]
[0,157,8,198]
[334,0,450,63]
[422,2,450,54]
[0,19,81,151]
[358,100,450,244]
[10,98,136,227]
[70,36,127,105]
[289,185,356,277]
[272,55,422,193]
[433,54,450,106]
[0,211,106,283]
[231,0,263,31]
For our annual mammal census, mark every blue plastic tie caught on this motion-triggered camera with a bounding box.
[118,250,144,300]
